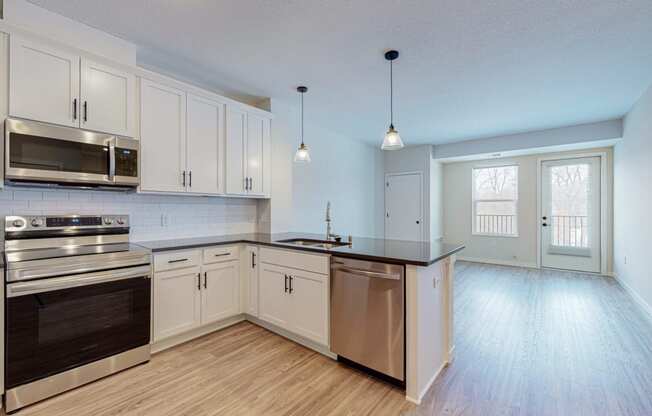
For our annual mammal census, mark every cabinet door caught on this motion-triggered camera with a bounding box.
[140,79,187,193]
[225,105,247,195]
[246,113,265,195]
[201,261,240,325]
[80,58,135,136]
[258,263,291,329]
[244,245,259,316]
[9,35,80,127]
[154,268,201,342]
[288,270,329,345]
[187,94,223,195]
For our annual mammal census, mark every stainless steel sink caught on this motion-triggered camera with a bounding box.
[277,238,349,249]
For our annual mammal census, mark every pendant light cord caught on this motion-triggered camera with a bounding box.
[300,92,305,146]
[390,59,394,127]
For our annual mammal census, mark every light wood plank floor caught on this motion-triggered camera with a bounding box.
[5,262,652,415]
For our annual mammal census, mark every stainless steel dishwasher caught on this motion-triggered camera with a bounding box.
[330,256,405,381]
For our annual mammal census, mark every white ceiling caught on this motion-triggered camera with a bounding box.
[27,0,652,145]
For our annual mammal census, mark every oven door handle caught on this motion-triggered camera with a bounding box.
[7,265,151,297]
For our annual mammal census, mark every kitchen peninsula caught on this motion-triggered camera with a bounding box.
[138,233,464,404]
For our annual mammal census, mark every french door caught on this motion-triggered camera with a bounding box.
[540,157,601,273]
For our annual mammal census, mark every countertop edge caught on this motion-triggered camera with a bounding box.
[136,237,465,267]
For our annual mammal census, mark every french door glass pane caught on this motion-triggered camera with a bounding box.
[549,164,591,248]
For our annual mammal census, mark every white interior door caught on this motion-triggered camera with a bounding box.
[385,172,423,241]
[541,157,601,273]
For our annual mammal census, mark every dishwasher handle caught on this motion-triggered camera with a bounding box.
[333,265,401,280]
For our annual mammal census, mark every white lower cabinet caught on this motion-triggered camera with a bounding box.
[152,245,329,349]
[201,261,240,325]
[259,262,329,346]
[243,245,259,316]
[153,247,241,343]
[153,267,201,342]
[259,263,292,329]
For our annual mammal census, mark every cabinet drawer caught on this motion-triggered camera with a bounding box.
[154,250,201,272]
[259,247,329,275]
[203,245,240,264]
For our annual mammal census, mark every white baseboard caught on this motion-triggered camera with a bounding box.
[247,315,336,359]
[406,359,448,405]
[613,274,652,322]
[151,315,246,353]
[457,256,538,269]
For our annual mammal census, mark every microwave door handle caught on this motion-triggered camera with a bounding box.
[6,265,151,297]
[109,138,116,182]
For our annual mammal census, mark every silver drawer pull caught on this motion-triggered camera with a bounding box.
[214,253,230,257]
[335,266,401,280]
[168,258,188,264]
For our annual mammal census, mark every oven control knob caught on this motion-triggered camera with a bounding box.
[103,217,114,225]
[30,218,44,227]
[12,219,25,228]
[116,218,125,225]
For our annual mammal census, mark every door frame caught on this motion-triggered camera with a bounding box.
[536,151,609,274]
[384,171,424,242]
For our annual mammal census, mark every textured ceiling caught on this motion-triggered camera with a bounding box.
[27,0,652,145]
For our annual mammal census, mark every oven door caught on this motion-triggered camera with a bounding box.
[5,265,151,389]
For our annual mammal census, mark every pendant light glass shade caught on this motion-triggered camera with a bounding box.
[294,143,311,163]
[382,124,404,150]
[294,86,311,163]
[382,50,404,150]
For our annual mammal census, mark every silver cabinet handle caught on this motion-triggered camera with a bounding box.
[334,266,401,280]
[168,258,188,264]
[214,253,230,257]
[108,139,116,181]
[182,171,186,187]
[197,273,201,290]
[288,275,293,294]
[7,265,151,297]
[73,98,78,120]
[189,171,192,188]
[83,100,88,122]
[203,271,207,289]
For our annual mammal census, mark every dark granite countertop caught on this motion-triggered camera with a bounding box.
[136,233,464,266]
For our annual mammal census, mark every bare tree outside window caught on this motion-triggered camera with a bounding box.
[549,164,590,248]
[472,165,518,236]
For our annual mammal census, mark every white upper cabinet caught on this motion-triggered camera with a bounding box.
[225,105,247,195]
[9,35,135,136]
[80,58,135,136]
[186,93,224,195]
[140,78,187,193]
[10,35,79,127]
[226,104,272,197]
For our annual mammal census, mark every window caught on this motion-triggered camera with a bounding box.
[472,165,518,236]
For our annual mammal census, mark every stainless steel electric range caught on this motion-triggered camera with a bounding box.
[3,214,151,412]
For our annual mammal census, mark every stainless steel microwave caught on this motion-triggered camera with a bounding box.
[4,118,139,189]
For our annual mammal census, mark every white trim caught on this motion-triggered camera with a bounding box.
[457,256,538,269]
[613,274,652,322]
[247,315,336,359]
[385,171,425,242]
[151,314,246,353]
[536,151,609,274]
[406,358,451,405]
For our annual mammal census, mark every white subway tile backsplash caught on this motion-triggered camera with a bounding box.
[0,187,259,242]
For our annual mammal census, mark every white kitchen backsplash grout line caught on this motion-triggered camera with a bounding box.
[0,186,260,242]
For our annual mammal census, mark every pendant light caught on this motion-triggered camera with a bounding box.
[294,86,311,163]
[381,50,404,150]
